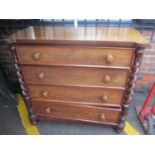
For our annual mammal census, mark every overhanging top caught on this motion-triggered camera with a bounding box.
[8,26,149,47]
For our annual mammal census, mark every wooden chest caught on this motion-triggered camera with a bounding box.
[8,26,148,132]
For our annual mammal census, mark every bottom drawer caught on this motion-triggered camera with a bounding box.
[32,100,121,125]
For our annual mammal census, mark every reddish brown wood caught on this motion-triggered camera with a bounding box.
[8,26,148,48]
[9,26,148,132]
[16,45,134,67]
[22,66,128,88]
[31,100,121,125]
[20,64,131,69]
[117,48,144,132]
[9,43,37,125]
[27,84,124,107]
[9,40,148,48]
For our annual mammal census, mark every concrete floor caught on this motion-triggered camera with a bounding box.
[0,88,154,135]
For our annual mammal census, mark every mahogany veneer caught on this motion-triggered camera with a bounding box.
[8,26,148,132]
[22,66,128,88]
[32,100,121,125]
[16,46,134,67]
[27,84,124,107]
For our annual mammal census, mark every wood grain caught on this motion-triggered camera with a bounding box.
[27,84,124,107]
[8,26,148,47]
[10,26,148,131]
[22,66,128,88]
[32,100,121,125]
[16,46,134,67]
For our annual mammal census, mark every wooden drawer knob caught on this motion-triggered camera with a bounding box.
[45,107,51,114]
[103,75,111,83]
[106,54,113,63]
[100,113,106,121]
[41,90,48,97]
[38,72,45,80]
[32,52,40,60]
[101,95,108,102]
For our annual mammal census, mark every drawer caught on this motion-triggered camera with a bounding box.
[16,46,134,67]
[22,66,128,88]
[27,85,124,107]
[32,100,121,125]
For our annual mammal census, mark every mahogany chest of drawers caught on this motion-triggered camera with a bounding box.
[8,26,148,132]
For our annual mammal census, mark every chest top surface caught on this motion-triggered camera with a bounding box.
[8,26,148,47]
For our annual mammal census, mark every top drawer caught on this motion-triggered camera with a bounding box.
[16,46,134,67]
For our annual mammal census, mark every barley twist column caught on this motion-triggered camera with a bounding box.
[10,44,37,125]
[117,47,143,133]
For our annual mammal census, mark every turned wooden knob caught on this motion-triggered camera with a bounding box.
[103,75,111,83]
[41,90,48,97]
[101,95,108,102]
[45,107,51,114]
[106,54,113,63]
[32,52,40,60]
[38,72,45,80]
[100,113,106,121]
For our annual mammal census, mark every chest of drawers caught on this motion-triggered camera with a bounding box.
[8,26,148,132]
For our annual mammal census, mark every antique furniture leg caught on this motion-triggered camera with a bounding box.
[10,44,37,125]
[116,47,143,133]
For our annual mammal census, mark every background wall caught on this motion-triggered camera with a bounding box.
[141,30,155,75]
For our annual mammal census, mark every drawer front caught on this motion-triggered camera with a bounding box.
[16,46,134,67]
[27,85,124,107]
[22,66,128,88]
[32,101,121,125]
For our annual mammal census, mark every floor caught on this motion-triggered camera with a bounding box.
[0,85,154,135]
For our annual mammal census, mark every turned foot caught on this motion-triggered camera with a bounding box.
[116,123,125,133]
[29,112,37,125]
[30,116,37,125]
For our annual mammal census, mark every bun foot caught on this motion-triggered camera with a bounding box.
[29,115,37,125]
[116,123,125,133]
